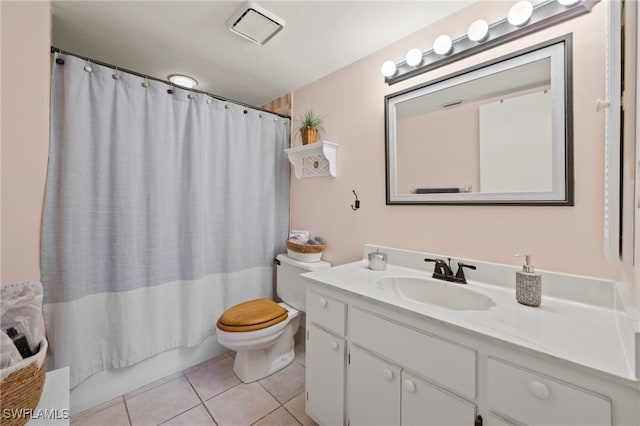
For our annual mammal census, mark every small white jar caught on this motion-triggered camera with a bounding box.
[368,249,387,271]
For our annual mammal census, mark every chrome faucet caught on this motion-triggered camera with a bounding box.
[424,257,476,284]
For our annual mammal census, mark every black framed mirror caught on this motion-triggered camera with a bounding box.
[385,35,573,205]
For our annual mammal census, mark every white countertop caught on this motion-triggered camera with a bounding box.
[303,259,638,385]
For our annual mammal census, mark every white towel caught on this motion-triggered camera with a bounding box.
[0,329,22,369]
[0,281,44,353]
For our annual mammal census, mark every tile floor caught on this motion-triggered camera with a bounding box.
[71,344,317,426]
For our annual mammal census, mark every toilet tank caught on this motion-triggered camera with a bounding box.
[276,254,331,311]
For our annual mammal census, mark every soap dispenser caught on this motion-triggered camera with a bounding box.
[515,254,541,307]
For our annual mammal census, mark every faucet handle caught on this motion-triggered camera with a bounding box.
[455,262,476,283]
[424,258,446,276]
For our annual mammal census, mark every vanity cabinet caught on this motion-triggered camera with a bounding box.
[305,282,631,426]
[306,288,478,426]
[347,308,477,426]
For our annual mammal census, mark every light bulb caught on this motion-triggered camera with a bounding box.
[433,35,453,56]
[467,19,489,42]
[508,1,533,27]
[381,60,397,78]
[405,48,423,67]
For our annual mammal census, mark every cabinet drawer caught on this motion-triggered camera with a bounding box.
[307,290,346,336]
[487,358,611,426]
[349,307,476,399]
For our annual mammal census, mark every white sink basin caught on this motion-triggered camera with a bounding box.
[376,276,495,311]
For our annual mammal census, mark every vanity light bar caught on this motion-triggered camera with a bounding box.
[382,0,599,85]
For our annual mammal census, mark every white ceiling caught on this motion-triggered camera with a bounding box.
[51,1,475,107]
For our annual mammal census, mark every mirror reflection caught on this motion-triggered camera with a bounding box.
[385,36,572,205]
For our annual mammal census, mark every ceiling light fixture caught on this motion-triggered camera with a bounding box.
[168,74,198,89]
[226,2,285,45]
[380,0,599,85]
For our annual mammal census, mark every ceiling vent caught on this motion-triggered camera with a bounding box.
[226,2,285,45]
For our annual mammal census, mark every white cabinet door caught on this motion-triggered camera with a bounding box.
[347,346,401,426]
[306,324,346,426]
[401,371,476,426]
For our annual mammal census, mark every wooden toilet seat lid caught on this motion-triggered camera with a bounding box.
[217,298,288,332]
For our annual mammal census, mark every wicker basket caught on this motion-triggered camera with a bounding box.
[286,239,325,262]
[0,338,48,426]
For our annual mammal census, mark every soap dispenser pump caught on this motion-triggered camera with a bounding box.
[515,254,541,307]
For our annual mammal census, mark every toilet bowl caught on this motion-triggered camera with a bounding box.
[216,254,331,383]
[217,301,300,383]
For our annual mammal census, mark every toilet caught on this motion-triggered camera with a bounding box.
[216,253,331,383]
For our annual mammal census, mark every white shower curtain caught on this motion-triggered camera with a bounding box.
[42,52,290,387]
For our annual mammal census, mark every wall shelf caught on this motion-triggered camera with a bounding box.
[285,141,338,179]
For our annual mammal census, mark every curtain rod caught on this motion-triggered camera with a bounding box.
[50,46,291,120]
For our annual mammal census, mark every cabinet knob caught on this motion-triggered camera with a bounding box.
[319,297,327,307]
[403,379,416,393]
[528,381,550,400]
[383,369,393,381]
[330,341,339,351]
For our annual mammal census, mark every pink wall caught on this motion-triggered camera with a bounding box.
[1,1,51,284]
[291,1,621,280]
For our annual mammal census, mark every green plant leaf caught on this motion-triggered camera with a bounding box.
[295,108,325,134]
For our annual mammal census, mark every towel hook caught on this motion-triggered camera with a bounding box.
[351,190,360,211]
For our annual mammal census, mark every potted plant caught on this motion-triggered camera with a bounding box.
[296,109,324,145]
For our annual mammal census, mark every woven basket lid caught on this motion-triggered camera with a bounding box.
[217,298,288,332]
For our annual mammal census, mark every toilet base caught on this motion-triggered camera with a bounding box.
[233,346,295,383]
[231,314,300,383]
